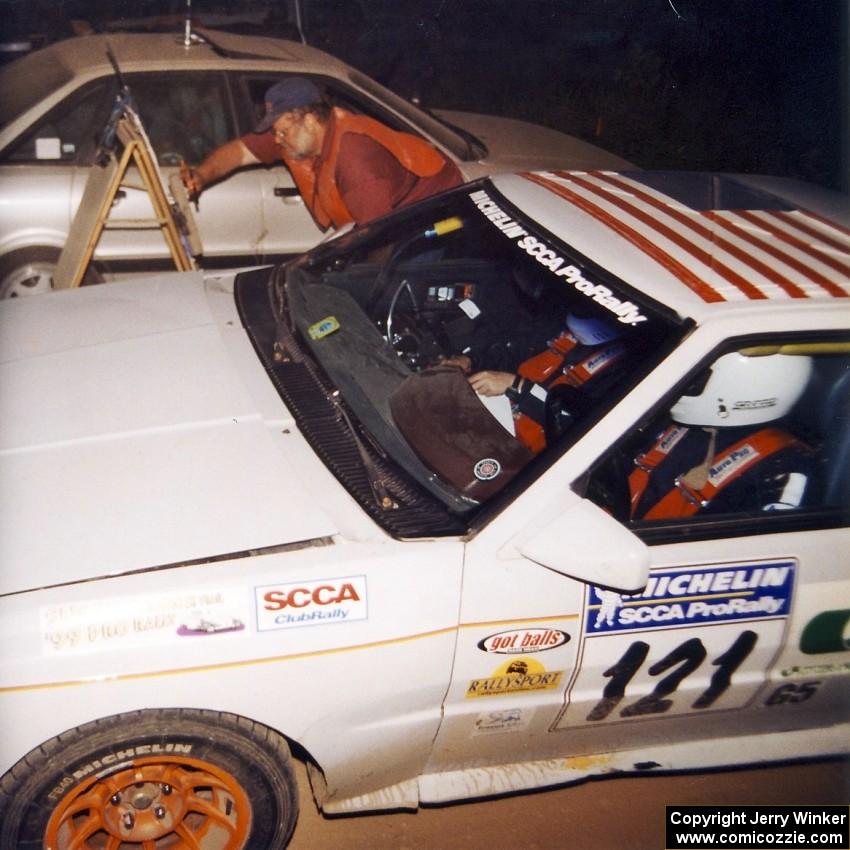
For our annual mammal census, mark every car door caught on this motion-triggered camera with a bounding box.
[422,524,588,790]
[0,78,112,267]
[557,336,850,753]
[426,333,850,784]
[229,71,329,257]
[0,69,273,270]
[124,70,279,263]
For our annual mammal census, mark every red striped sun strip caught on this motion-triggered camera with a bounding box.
[522,172,850,302]
[521,172,725,302]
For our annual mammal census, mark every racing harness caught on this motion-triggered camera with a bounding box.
[509,331,625,453]
[628,424,805,519]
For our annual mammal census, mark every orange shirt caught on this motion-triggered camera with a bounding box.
[243,108,462,228]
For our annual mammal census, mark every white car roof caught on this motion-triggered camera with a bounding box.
[493,170,850,323]
[0,28,473,164]
[19,28,341,75]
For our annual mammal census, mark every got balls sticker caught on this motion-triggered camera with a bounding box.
[474,458,501,481]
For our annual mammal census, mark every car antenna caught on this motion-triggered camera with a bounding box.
[183,0,193,47]
[96,44,134,165]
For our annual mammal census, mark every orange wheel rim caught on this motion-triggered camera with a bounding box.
[44,755,252,849]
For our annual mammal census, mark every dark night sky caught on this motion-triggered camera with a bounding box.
[2,0,847,191]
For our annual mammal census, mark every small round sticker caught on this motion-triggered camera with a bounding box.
[474,458,501,481]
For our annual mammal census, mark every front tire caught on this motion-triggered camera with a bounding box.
[0,708,299,850]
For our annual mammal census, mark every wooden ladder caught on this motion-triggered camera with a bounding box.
[53,106,201,290]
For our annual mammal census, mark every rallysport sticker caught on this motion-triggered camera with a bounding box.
[587,561,795,635]
[255,575,367,631]
[466,657,564,698]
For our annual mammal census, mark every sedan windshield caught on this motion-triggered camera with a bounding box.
[270,179,685,524]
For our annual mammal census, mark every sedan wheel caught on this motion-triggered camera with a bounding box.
[0,247,103,298]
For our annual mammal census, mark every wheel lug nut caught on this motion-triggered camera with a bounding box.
[154,804,167,819]
[110,793,122,805]
[161,783,172,795]
[122,812,135,830]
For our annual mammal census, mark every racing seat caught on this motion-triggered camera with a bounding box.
[791,357,850,510]
[820,365,850,509]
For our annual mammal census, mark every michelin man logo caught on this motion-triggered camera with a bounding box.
[593,590,623,629]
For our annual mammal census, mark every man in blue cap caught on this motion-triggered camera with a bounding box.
[182,77,461,230]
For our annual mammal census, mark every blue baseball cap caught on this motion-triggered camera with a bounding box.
[254,77,323,132]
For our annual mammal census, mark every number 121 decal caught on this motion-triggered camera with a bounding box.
[587,631,758,721]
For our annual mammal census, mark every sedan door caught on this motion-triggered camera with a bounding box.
[126,71,283,262]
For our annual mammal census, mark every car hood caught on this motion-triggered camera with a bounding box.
[435,109,635,172]
[0,272,338,596]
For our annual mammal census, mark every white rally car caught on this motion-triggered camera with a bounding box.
[1,170,848,849]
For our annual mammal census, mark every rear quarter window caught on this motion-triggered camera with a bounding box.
[0,51,74,132]
[0,79,113,164]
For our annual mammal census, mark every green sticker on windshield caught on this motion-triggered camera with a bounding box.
[308,316,340,339]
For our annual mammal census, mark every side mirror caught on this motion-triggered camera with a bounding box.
[517,498,650,592]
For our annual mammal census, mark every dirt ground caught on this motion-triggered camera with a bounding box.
[287,757,850,849]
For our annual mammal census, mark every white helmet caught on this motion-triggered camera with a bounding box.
[566,313,620,346]
[671,351,813,427]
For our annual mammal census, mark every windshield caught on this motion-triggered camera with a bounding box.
[273,179,685,522]
[348,70,481,161]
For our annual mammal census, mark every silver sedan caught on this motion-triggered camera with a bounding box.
[0,27,632,297]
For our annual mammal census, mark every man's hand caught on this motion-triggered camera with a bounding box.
[180,160,202,203]
[468,370,514,397]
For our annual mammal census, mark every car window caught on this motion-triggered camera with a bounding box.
[125,72,234,166]
[2,72,235,167]
[0,49,75,133]
[585,339,850,538]
[1,79,114,164]
[234,72,438,139]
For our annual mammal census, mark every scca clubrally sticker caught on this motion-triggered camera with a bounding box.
[466,657,564,698]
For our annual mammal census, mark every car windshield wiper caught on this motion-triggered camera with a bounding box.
[188,26,282,61]
[418,105,488,160]
[271,274,403,511]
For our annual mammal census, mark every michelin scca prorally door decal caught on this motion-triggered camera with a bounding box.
[589,562,794,634]
[557,561,795,730]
